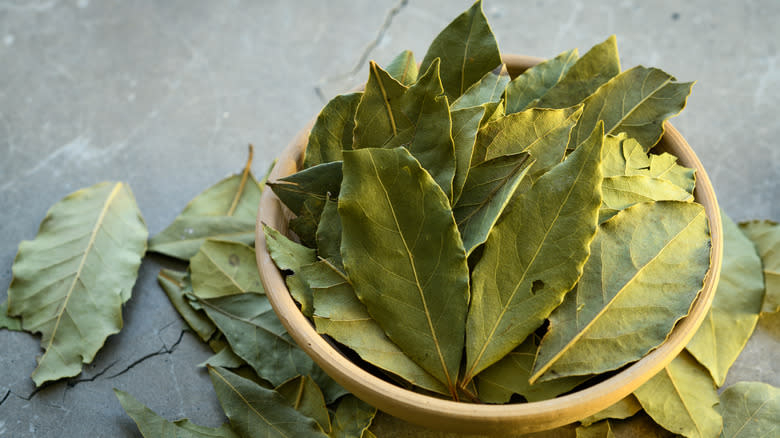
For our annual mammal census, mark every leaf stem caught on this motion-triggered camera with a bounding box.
[227,144,254,216]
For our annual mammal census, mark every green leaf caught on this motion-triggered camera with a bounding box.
[533,35,620,109]
[208,366,329,438]
[0,300,22,331]
[505,48,578,114]
[481,99,505,127]
[451,105,487,203]
[686,212,764,386]
[199,345,245,369]
[149,148,261,260]
[276,376,332,434]
[329,395,377,438]
[739,220,780,315]
[114,389,240,438]
[190,240,264,299]
[290,198,326,248]
[385,50,418,86]
[453,153,534,255]
[569,66,694,150]
[476,335,589,404]
[451,64,510,111]
[420,0,501,100]
[599,175,693,222]
[610,412,680,438]
[303,93,362,168]
[6,181,147,386]
[718,381,779,438]
[464,123,604,382]
[576,421,615,438]
[532,201,710,382]
[315,200,342,267]
[199,293,345,403]
[268,161,342,215]
[158,269,217,342]
[306,260,448,395]
[264,224,318,316]
[633,351,722,438]
[339,147,470,393]
[580,395,643,427]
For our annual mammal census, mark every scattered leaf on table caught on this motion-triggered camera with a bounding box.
[464,123,604,382]
[385,49,418,86]
[303,93,362,169]
[718,381,779,438]
[199,345,245,369]
[686,212,764,386]
[419,0,501,101]
[306,260,448,395]
[276,375,332,434]
[149,147,261,260]
[576,420,615,438]
[6,181,147,386]
[569,66,694,150]
[451,64,510,111]
[451,105,487,203]
[579,395,643,427]
[610,411,679,438]
[504,48,578,114]
[190,240,264,299]
[315,200,343,267]
[264,224,318,316]
[633,351,721,438]
[114,389,239,438]
[339,147,470,394]
[739,220,780,315]
[532,35,620,109]
[268,161,342,215]
[0,300,22,331]
[453,153,534,255]
[208,366,329,438]
[158,268,217,342]
[532,201,710,382]
[599,175,693,222]
[330,395,378,438]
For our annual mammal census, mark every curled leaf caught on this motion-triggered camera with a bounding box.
[158,269,217,342]
[304,93,362,168]
[330,395,378,438]
[504,48,578,114]
[276,376,331,434]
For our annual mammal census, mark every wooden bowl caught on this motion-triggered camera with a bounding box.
[256,54,723,435]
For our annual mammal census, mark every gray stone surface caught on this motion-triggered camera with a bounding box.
[0,0,777,437]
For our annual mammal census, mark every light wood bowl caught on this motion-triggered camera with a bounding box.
[256,54,723,435]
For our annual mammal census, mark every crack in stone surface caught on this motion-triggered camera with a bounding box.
[0,389,9,407]
[66,360,119,388]
[107,329,187,380]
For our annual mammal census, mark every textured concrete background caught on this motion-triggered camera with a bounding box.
[0,0,777,436]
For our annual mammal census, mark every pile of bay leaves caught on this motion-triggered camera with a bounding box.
[1,1,777,437]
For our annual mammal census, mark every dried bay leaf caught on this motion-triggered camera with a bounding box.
[315,200,342,267]
[7,181,147,386]
[208,366,329,438]
[464,123,604,382]
[718,381,779,437]
[190,240,264,299]
[268,161,342,215]
[576,421,615,438]
[114,389,240,438]
[199,345,245,369]
[330,395,378,438]
[599,175,693,222]
[0,300,22,331]
[339,147,470,394]
[450,64,510,111]
[505,49,578,114]
[451,105,487,203]
[579,395,643,427]
[633,351,721,438]
[304,93,362,168]
[385,50,418,86]
[739,220,780,315]
[290,198,326,248]
[264,224,318,315]
[158,268,217,342]
[276,375,332,434]
[420,0,501,101]
[149,148,261,260]
[686,212,764,386]
[532,201,710,382]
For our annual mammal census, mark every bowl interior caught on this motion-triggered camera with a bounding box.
[256,55,723,435]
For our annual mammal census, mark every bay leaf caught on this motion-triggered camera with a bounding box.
[149,147,261,260]
[304,93,362,168]
[464,123,604,382]
[580,395,643,427]
[718,381,779,437]
[451,105,487,203]
[471,105,583,165]
[602,134,696,193]
[199,345,245,369]
[476,335,589,404]
[208,366,329,438]
[599,175,693,222]
[633,351,721,438]
[264,224,318,316]
[419,0,501,101]
[610,411,679,438]
[481,99,505,127]
[199,293,346,403]
[276,375,332,434]
[385,49,418,86]
[638,152,696,194]
[0,300,22,331]
[532,201,710,382]
[576,421,615,438]
[739,220,780,315]
[190,239,264,299]
[533,35,620,109]
[158,268,217,342]
[114,389,240,438]
[305,260,448,395]
[339,147,470,394]
[504,48,579,114]
[450,64,510,111]
[290,197,326,248]
[330,395,378,438]
[315,199,342,267]
[453,153,534,255]
[267,161,342,215]
[686,212,764,386]
[569,66,694,150]
[6,181,147,386]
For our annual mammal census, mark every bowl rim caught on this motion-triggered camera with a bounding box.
[256,54,723,435]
